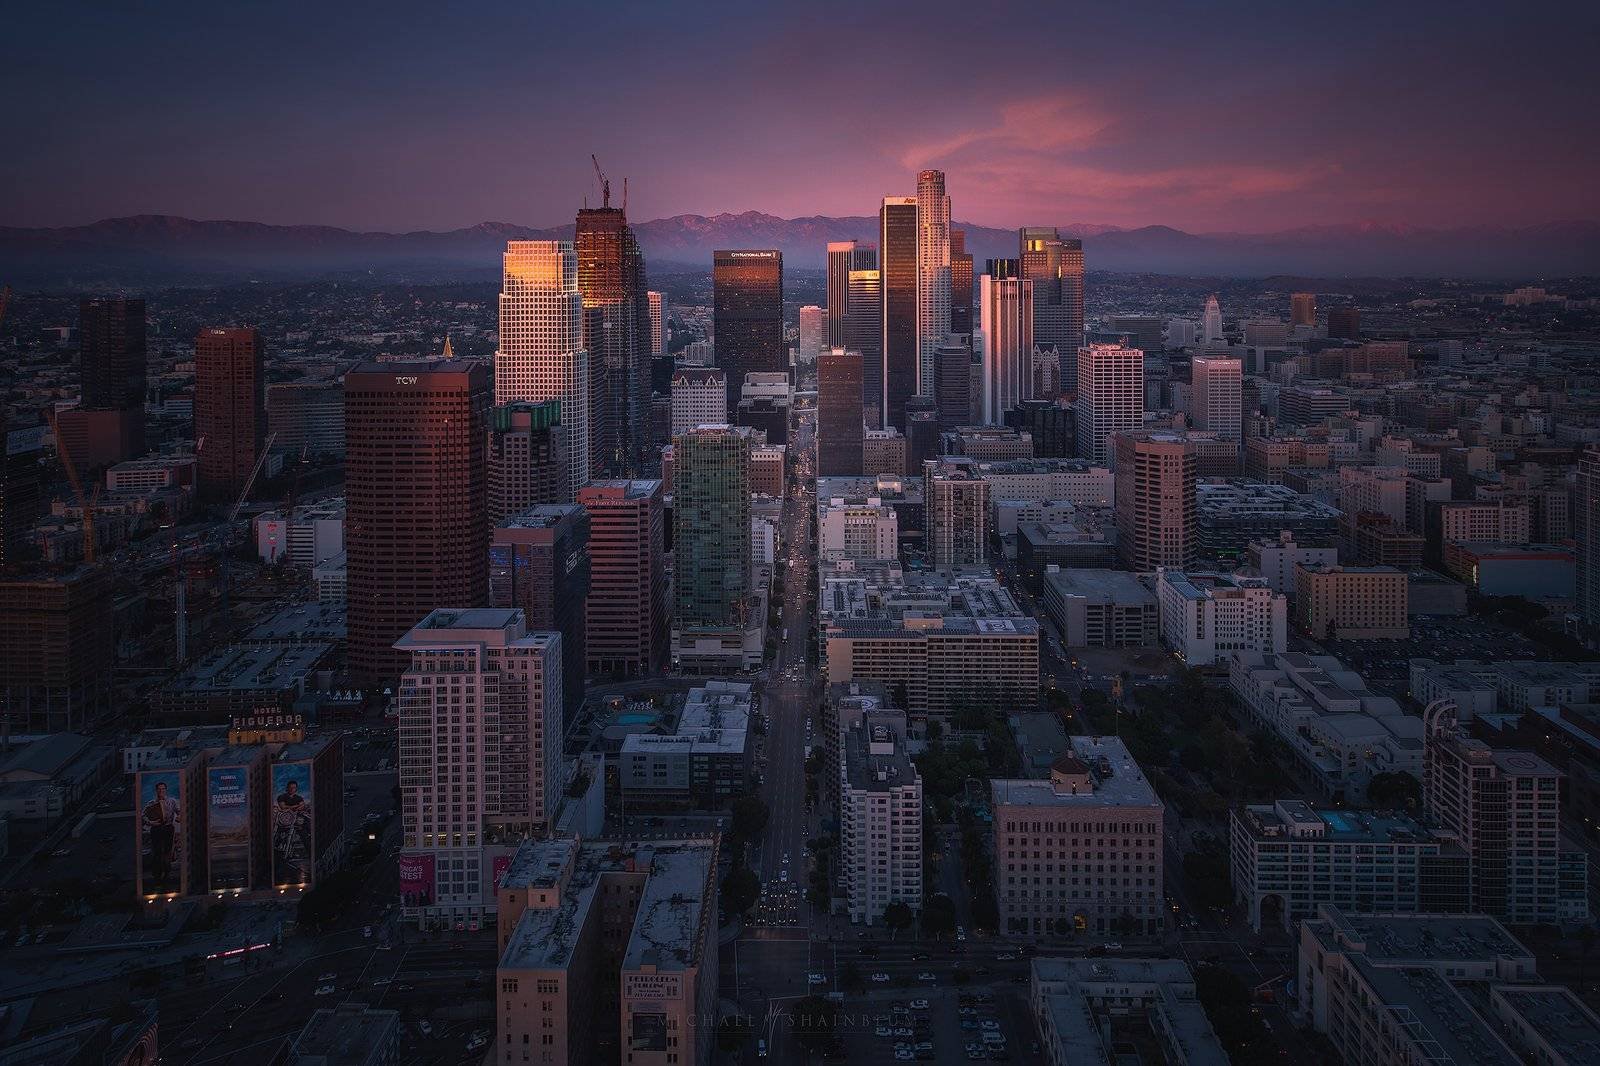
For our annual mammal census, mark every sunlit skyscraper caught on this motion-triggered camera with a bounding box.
[1020,227,1085,382]
[950,228,974,338]
[576,201,649,474]
[979,260,1034,424]
[496,240,591,495]
[1290,292,1316,328]
[827,240,876,350]
[1203,294,1224,347]
[847,268,884,428]
[880,197,919,431]
[916,170,952,396]
[1075,343,1144,464]
[648,290,666,356]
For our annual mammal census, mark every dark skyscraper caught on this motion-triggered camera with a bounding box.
[194,327,265,499]
[880,197,919,432]
[950,228,974,338]
[345,361,490,680]
[846,268,883,428]
[576,202,649,474]
[77,296,147,460]
[934,343,973,431]
[826,241,876,350]
[490,503,590,717]
[1020,228,1085,381]
[713,249,784,411]
[579,480,668,677]
[1328,306,1361,340]
[818,348,864,476]
[488,400,567,520]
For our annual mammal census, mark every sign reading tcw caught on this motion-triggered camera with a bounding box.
[394,376,419,385]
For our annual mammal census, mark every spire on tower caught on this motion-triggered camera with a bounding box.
[441,335,455,360]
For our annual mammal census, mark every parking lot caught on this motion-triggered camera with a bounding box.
[828,984,1041,1065]
[1309,613,1547,695]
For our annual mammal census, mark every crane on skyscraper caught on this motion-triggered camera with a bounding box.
[591,154,611,209]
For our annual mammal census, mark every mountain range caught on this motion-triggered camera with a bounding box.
[2,212,1596,285]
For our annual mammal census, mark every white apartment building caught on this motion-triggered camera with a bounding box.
[839,720,922,923]
[972,459,1113,508]
[979,272,1034,424]
[819,500,898,561]
[1245,532,1338,594]
[255,498,345,567]
[496,240,591,494]
[991,737,1164,937]
[1435,500,1532,544]
[670,367,727,438]
[1074,343,1144,465]
[1190,356,1242,441]
[798,304,824,362]
[1155,570,1286,666]
[394,608,563,928]
[106,454,196,492]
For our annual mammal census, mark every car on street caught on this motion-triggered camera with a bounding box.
[871,972,890,982]
[996,953,1016,961]
[317,972,336,981]
[417,1020,433,1037]
[314,984,336,996]
[917,972,936,982]
[908,999,929,1010]
[875,1026,893,1038]
[981,1020,1000,1031]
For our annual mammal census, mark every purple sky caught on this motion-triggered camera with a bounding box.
[3,1,1596,233]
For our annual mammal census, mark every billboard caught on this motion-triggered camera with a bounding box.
[399,852,436,908]
[491,853,512,898]
[207,766,251,891]
[271,762,314,887]
[137,771,183,897]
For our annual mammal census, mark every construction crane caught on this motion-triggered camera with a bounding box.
[229,432,277,524]
[591,154,611,209]
[46,408,97,564]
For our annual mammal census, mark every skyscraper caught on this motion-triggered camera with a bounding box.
[76,296,147,462]
[1578,446,1600,630]
[496,241,591,496]
[949,228,974,338]
[979,261,1034,425]
[713,249,784,411]
[579,480,668,676]
[1202,294,1224,347]
[916,170,952,394]
[1075,343,1145,464]
[933,343,973,431]
[1190,356,1242,442]
[798,304,824,362]
[846,268,883,428]
[490,504,590,718]
[1114,431,1196,570]
[673,425,752,630]
[345,361,490,681]
[395,608,562,926]
[1290,292,1317,328]
[826,240,876,350]
[879,197,919,431]
[670,367,727,438]
[193,327,265,500]
[818,348,864,476]
[488,400,567,520]
[1020,228,1085,380]
[924,458,989,569]
[576,201,649,474]
[647,290,666,356]
[1328,306,1361,340]
[0,413,43,568]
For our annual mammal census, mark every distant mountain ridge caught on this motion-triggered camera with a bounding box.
[2,212,1596,284]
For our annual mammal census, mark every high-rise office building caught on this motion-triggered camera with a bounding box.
[579,480,667,677]
[1190,356,1242,442]
[1202,294,1224,346]
[1075,343,1144,464]
[1291,292,1317,328]
[1328,306,1361,340]
[193,327,265,499]
[839,718,922,924]
[267,382,345,457]
[916,170,952,395]
[979,262,1034,425]
[488,400,566,520]
[76,296,147,462]
[713,249,784,410]
[496,241,591,495]
[0,413,43,567]
[1020,228,1085,380]
[846,268,884,427]
[490,504,590,717]
[879,197,919,431]
[1114,430,1196,570]
[949,228,974,338]
[673,425,753,630]
[0,567,115,732]
[670,367,727,438]
[924,457,990,569]
[1578,446,1600,630]
[395,608,562,927]
[818,348,864,476]
[345,361,490,680]
[933,343,973,432]
[798,304,824,362]
[576,202,649,474]
[647,290,666,357]
[826,240,876,350]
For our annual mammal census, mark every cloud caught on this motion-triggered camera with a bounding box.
[898,94,1112,170]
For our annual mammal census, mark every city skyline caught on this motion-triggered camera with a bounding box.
[3,3,1597,234]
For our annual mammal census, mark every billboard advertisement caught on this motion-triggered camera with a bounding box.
[271,762,314,887]
[207,766,251,891]
[137,770,183,897]
[491,853,512,898]
[399,852,436,908]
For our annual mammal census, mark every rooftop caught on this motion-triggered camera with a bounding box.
[1492,985,1600,1064]
[992,736,1160,809]
[291,1003,401,1064]
[1311,908,1530,964]
[165,642,333,695]
[244,602,347,642]
[1044,568,1155,605]
[1032,957,1229,1066]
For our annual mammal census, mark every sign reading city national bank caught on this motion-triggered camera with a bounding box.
[727,251,778,259]
[624,973,683,1002]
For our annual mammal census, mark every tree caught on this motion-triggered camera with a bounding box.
[1193,963,1274,1063]
[731,795,770,840]
[883,901,915,934]
[1366,771,1422,812]
[791,995,838,1053]
[922,894,957,938]
[722,866,761,917]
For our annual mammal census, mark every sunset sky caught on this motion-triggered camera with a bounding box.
[4,0,1596,233]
